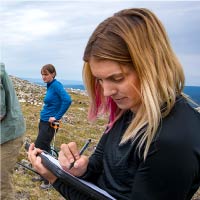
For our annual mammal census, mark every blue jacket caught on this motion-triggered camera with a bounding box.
[40,79,72,121]
[0,63,26,144]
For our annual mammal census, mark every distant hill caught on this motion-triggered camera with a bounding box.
[21,77,83,85]
[20,77,199,104]
[21,77,85,90]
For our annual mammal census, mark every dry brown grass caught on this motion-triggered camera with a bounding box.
[12,91,107,199]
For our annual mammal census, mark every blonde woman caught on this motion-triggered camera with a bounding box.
[28,8,200,199]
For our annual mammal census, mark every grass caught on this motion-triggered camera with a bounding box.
[12,91,107,199]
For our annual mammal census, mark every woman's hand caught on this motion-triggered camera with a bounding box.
[28,143,57,184]
[58,142,89,177]
[49,117,56,123]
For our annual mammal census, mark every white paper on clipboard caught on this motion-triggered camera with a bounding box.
[41,152,116,200]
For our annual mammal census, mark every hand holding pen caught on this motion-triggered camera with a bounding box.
[68,139,91,170]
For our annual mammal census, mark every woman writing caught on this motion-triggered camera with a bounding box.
[29,9,200,199]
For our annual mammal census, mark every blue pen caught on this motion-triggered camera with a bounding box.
[68,139,91,170]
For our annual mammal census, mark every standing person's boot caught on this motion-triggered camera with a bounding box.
[31,175,43,182]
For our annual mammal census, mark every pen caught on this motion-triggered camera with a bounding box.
[68,139,91,170]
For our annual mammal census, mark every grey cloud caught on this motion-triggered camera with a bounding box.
[1,1,200,85]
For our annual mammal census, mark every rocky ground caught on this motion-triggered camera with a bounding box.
[11,76,106,199]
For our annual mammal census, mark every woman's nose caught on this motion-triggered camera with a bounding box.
[102,82,116,97]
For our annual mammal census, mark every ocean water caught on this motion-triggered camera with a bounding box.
[183,86,200,105]
[65,84,85,90]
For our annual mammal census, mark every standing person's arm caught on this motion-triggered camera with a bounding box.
[0,72,6,121]
[0,64,25,144]
[54,82,72,120]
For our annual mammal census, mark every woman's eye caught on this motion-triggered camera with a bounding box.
[96,76,124,84]
[112,77,124,82]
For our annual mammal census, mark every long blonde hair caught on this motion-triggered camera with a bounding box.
[83,8,185,159]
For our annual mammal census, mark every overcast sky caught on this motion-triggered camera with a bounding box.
[1,1,200,86]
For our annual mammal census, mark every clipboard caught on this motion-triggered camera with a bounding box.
[25,143,116,200]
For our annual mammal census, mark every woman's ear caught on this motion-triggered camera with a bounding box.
[52,72,56,78]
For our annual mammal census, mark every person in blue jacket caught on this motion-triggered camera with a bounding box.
[34,64,72,189]
[35,64,72,153]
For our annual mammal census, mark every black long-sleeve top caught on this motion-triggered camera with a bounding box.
[53,96,200,200]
